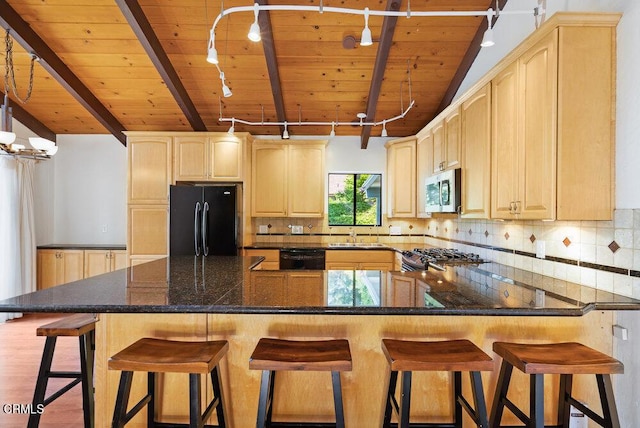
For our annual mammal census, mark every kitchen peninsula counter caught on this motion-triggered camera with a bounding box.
[1,256,638,427]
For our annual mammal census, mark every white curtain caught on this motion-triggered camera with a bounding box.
[0,156,37,323]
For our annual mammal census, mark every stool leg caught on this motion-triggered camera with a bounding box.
[147,372,155,428]
[256,370,273,428]
[399,371,412,428]
[469,371,489,428]
[597,374,621,428]
[112,371,134,428]
[331,371,345,428]
[383,370,398,427]
[28,336,57,428]
[189,373,203,428]
[453,371,462,428]
[489,361,513,428]
[210,365,227,428]
[530,374,544,428]
[558,374,572,427]
[265,370,276,427]
[79,331,95,428]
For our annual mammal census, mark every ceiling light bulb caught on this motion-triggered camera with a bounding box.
[282,122,290,139]
[481,9,495,47]
[360,7,373,46]
[248,3,261,42]
[381,121,388,137]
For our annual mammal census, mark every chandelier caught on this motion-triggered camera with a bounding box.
[0,29,57,159]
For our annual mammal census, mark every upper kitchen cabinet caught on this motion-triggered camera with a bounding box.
[416,129,434,218]
[173,134,244,182]
[386,137,416,218]
[432,107,461,174]
[127,134,173,204]
[460,84,491,219]
[251,140,326,217]
[491,13,617,220]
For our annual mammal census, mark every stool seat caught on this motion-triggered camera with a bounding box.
[108,338,228,373]
[249,338,352,371]
[37,313,97,337]
[382,338,494,372]
[493,341,624,375]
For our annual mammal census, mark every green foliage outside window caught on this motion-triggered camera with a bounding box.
[328,173,381,226]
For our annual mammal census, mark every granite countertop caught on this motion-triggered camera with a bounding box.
[1,255,639,316]
[38,244,127,250]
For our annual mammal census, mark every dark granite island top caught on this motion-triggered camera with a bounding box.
[1,255,639,315]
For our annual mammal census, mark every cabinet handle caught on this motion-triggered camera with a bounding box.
[515,201,521,214]
[509,202,515,214]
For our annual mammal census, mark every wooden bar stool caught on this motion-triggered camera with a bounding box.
[249,338,352,428]
[108,338,229,428]
[381,339,494,428]
[490,341,624,428]
[28,313,97,428]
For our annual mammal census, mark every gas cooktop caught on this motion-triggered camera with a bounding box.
[401,247,486,271]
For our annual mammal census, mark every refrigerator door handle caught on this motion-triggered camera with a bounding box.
[194,202,202,256]
[202,201,210,256]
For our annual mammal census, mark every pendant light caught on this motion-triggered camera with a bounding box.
[360,7,373,46]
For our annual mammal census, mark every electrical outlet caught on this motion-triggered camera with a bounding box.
[101,224,108,233]
[291,225,303,234]
[389,226,401,236]
[613,324,628,340]
[258,225,269,234]
[535,289,545,307]
[536,240,545,259]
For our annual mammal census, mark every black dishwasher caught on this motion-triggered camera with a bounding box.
[279,248,326,270]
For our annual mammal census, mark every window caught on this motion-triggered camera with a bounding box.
[328,173,382,226]
[326,270,382,307]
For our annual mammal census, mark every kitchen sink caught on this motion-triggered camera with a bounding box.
[328,242,387,248]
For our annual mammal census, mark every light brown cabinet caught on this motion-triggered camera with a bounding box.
[37,249,85,290]
[127,135,172,204]
[491,22,614,221]
[460,83,492,218]
[432,108,461,173]
[84,250,127,278]
[325,250,394,271]
[251,141,326,217]
[244,249,280,270]
[173,134,243,182]
[384,273,416,306]
[416,130,433,218]
[128,205,168,264]
[385,137,416,218]
[248,270,323,306]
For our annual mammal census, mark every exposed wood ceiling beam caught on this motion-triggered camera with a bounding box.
[435,0,509,115]
[256,0,286,136]
[0,0,127,145]
[360,0,402,149]
[1,90,56,142]
[116,0,207,131]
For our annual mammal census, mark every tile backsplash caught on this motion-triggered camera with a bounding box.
[252,209,640,299]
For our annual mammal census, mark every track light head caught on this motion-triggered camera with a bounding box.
[220,71,232,97]
[381,121,388,137]
[248,3,261,42]
[360,7,373,46]
[329,122,336,137]
[228,119,235,135]
[481,9,495,47]
[207,32,219,64]
[282,122,290,139]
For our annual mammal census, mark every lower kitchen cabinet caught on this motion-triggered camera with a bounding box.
[325,250,394,271]
[248,270,323,305]
[244,249,280,270]
[84,250,127,278]
[37,249,84,290]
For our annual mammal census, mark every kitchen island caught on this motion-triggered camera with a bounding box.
[1,255,638,427]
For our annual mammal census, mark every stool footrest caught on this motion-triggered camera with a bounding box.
[41,377,83,407]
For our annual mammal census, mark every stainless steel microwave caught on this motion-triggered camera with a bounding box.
[424,168,461,213]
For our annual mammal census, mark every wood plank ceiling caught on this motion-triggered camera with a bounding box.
[0,0,503,147]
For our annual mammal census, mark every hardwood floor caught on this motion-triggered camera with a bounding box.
[0,313,87,427]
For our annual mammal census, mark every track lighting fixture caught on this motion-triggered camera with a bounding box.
[206,30,219,64]
[282,122,290,139]
[381,120,388,137]
[220,71,232,98]
[329,122,336,137]
[481,8,495,47]
[248,3,262,42]
[360,7,373,46]
[228,119,235,135]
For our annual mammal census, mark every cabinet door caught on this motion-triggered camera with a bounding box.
[288,144,325,217]
[84,250,111,278]
[416,131,433,218]
[518,31,557,219]
[461,83,491,218]
[174,136,208,181]
[491,62,520,219]
[251,143,287,216]
[62,250,85,284]
[128,136,172,204]
[128,205,168,258]
[431,122,445,174]
[37,250,59,289]
[387,139,416,218]
[250,271,286,305]
[286,271,324,306]
[385,274,415,306]
[444,107,461,170]
[111,250,128,271]
[210,137,243,181]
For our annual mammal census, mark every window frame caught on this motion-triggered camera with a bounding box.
[327,173,382,227]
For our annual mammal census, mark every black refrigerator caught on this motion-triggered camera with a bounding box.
[169,185,239,256]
